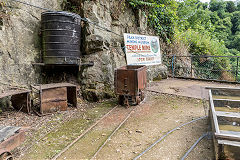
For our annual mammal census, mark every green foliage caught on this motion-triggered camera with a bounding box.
[127,0,240,55]
[238,2,240,11]
[176,29,228,56]
[128,0,178,42]
[127,0,240,80]
[128,0,155,8]
[226,1,236,13]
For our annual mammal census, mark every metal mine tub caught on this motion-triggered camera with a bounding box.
[114,65,147,106]
[0,126,25,159]
[208,87,240,159]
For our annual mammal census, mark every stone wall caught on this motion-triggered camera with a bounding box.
[0,0,167,101]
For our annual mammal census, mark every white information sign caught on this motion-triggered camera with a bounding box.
[124,33,161,66]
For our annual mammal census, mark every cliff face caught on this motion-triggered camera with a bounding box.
[0,0,62,91]
[80,0,167,101]
[0,0,167,101]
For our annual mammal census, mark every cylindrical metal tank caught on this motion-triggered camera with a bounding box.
[41,11,81,65]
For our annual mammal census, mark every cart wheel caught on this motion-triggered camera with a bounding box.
[118,95,124,105]
[136,96,141,105]
[0,152,13,160]
[141,92,145,101]
[124,96,130,108]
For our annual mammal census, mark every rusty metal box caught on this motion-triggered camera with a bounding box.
[32,83,77,114]
[114,65,147,105]
[41,87,68,113]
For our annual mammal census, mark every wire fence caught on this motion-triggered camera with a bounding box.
[163,55,240,83]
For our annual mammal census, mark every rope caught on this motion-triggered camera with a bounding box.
[8,0,148,57]
[181,133,209,160]
[10,0,54,11]
[133,116,207,160]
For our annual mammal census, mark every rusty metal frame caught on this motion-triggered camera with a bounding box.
[31,83,77,114]
[0,89,31,114]
[0,129,25,156]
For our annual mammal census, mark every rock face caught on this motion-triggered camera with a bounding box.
[80,0,167,101]
[0,0,62,91]
[0,0,167,101]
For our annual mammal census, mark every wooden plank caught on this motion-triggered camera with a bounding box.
[216,111,240,118]
[32,83,76,90]
[42,87,67,103]
[0,126,20,143]
[0,129,25,152]
[220,130,240,136]
[218,140,240,147]
[213,98,240,102]
[209,90,220,133]
[206,87,240,90]
[41,101,67,114]
[215,132,240,142]
[0,89,31,99]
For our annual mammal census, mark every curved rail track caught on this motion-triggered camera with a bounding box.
[90,106,137,160]
[51,96,145,160]
[51,105,137,160]
[50,89,209,160]
[48,90,207,160]
[51,105,119,160]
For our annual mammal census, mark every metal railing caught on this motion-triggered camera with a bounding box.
[163,55,240,83]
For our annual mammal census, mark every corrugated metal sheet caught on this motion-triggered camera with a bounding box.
[0,126,20,143]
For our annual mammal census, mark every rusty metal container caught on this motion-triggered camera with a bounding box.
[0,89,31,113]
[114,65,147,106]
[41,11,81,65]
[0,126,25,159]
[32,83,77,114]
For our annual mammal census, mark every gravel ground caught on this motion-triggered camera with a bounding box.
[2,78,236,159]
[57,92,214,160]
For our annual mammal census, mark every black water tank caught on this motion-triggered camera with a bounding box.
[41,11,81,65]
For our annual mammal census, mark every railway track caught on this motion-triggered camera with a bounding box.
[50,104,139,160]
[49,90,210,160]
[51,94,146,159]
[51,105,119,160]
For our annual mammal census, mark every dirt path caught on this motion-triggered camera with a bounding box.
[12,78,240,159]
[57,93,213,160]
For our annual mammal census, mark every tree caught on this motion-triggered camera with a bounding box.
[237,1,240,11]
[231,11,240,34]
[226,1,236,13]
[209,0,227,18]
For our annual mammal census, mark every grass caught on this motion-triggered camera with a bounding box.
[21,99,117,160]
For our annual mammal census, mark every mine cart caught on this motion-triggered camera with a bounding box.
[114,65,147,106]
[0,126,25,160]
[208,87,240,159]
[0,89,31,114]
[31,83,77,114]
